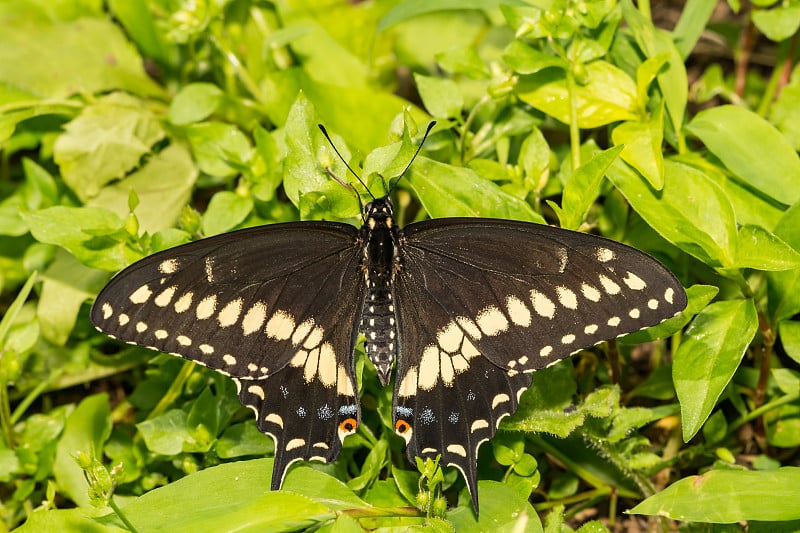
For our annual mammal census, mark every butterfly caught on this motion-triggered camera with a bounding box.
[91,124,686,512]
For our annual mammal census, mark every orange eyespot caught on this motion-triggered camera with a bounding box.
[339,418,357,433]
[395,420,411,434]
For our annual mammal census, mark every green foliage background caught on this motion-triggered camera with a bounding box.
[2,0,800,531]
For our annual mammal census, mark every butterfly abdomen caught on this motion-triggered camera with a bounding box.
[360,199,400,385]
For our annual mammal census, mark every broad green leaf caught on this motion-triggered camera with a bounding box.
[767,201,800,322]
[54,93,165,201]
[779,320,800,365]
[137,409,190,456]
[752,5,800,41]
[283,466,367,510]
[185,122,252,178]
[377,0,511,31]
[550,145,623,230]
[607,159,737,268]
[100,459,334,532]
[406,157,544,222]
[53,394,112,508]
[414,74,464,119]
[15,508,125,533]
[447,481,544,533]
[38,250,108,345]
[22,206,132,271]
[622,0,687,131]
[735,224,800,271]
[504,362,581,437]
[87,143,197,236]
[168,83,224,125]
[630,467,800,521]
[672,0,718,59]
[503,40,568,74]
[0,17,163,99]
[611,107,664,189]
[687,105,800,205]
[674,299,758,440]
[216,423,274,459]
[435,45,489,78]
[0,101,81,146]
[517,60,639,128]
[202,191,254,236]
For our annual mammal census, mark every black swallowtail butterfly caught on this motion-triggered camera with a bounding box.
[91,128,686,512]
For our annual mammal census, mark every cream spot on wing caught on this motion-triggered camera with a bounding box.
[471,419,489,432]
[204,257,214,283]
[648,298,659,310]
[540,345,552,357]
[303,326,324,349]
[608,316,621,327]
[265,413,284,428]
[418,345,440,390]
[292,318,315,346]
[440,354,455,386]
[476,305,509,336]
[584,324,598,335]
[665,288,675,304]
[623,272,647,290]
[446,444,467,457]
[337,364,354,396]
[596,247,615,262]
[101,302,113,319]
[530,290,555,318]
[242,302,267,335]
[266,310,295,341]
[303,348,320,383]
[561,334,576,344]
[129,285,152,304]
[154,286,177,307]
[598,275,621,295]
[317,342,336,387]
[196,295,217,320]
[581,283,601,302]
[629,308,640,319]
[222,354,237,366]
[398,366,418,397]
[452,354,469,372]
[199,344,214,355]
[174,292,193,314]
[247,384,265,400]
[518,356,529,365]
[461,338,480,359]
[286,438,305,451]
[154,329,168,340]
[176,335,192,346]
[290,349,307,368]
[506,295,531,327]
[218,298,243,327]
[492,393,510,409]
[118,313,129,326]
[456,316,482,340]
[556,286,578,309]
[136,321,148,333]
[159,259,178,274]
[437,322,463,353]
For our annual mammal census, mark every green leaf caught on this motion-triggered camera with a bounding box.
[107,0,173,67]
[447,481,544,532]
[0,17,163,99]
[551,145,623,230]
[414,74,464,119]
[377,0,510,32]
[100,459,334,532]
[216,423,273,459]
[53,394,112,508]
[503,40,568,74]
[435,45,489,78]
[630,467,800,521]
[770,65,800,150]
[54,93,165,201]
[185,122,252,178]
[672,0,718,59]
[611,106,664,189]
[735,224,800,271]
[621,284,719,344]
[607,159,737,268]
[86,143,198,235]
[779,320,800,365]
[673,299,758,440]
[137,409,190,456]
[168,83,224,125]
[22,206,132,271]
[15,508,125,533]
[517,60,639,128]
[686,105,800,206]
[202,192,254,236]
[407,157,544,222]
[752,5,800,41]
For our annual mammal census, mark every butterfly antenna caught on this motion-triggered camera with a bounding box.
[388,121,436,192]
[318,124,374,200]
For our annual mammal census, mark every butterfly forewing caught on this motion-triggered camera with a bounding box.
[391,218,686,509]
[91,223,365,489]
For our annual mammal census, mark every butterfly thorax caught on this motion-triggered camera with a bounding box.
[360,197,400,386]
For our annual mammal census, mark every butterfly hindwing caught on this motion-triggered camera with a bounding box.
[391,217,686,507]
[91,222,365,487]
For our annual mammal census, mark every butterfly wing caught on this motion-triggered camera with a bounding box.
[392,218,686,509]
[91,222,365,489]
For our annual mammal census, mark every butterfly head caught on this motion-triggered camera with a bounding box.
[364,196,395,230]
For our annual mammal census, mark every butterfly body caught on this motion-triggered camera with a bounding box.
[92,193,686,512]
